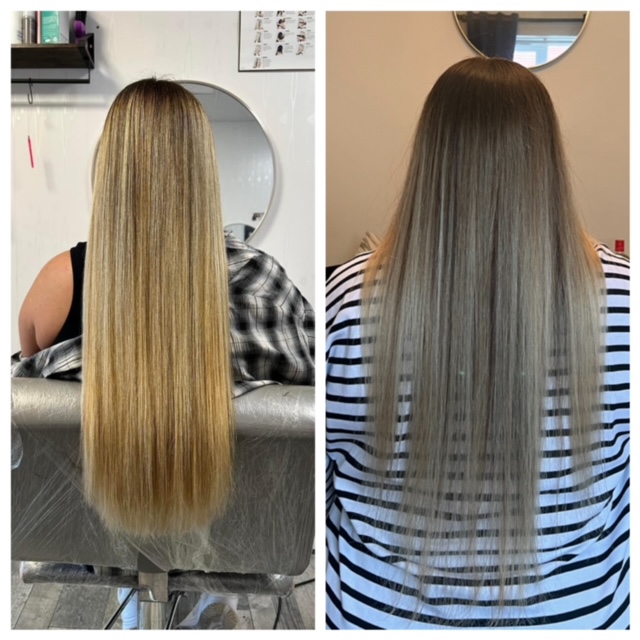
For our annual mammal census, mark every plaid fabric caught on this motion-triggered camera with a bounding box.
[11,232,315,398]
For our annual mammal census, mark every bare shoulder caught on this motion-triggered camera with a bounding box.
[18,251,73,357]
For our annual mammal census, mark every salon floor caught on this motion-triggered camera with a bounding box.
[11,554,315,630]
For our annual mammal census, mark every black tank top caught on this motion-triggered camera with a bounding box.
[52,242,86,345]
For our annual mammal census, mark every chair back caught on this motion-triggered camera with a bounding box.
[12,379,314,575]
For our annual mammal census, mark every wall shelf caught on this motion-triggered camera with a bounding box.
[11,34,94,84]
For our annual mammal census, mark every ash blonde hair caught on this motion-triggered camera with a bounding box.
[83,79,233,537]
[363,58,604,610]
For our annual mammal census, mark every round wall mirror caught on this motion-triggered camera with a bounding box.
[454,11,589,70]
[180,81,276,242]
[91,82,276,244]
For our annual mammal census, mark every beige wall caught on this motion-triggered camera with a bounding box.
[327,12,629,265]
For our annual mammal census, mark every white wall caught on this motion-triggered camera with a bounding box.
[327,11,629,265]
[11,11,314,352]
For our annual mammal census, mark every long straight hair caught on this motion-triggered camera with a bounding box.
[82,79,234,537]
[363,58,604,607]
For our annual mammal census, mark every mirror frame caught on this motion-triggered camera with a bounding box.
[453,11,590,71]
[177,80,277,242]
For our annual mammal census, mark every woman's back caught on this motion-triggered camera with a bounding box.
[325,58,629,629]
[13,231,315,395]
[326,244,629,629]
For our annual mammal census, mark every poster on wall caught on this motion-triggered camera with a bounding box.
[239,11,315,71]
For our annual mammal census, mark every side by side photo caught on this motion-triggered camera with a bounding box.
[9,7,631,633]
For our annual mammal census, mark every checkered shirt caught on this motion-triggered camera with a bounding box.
[11,233,315,397]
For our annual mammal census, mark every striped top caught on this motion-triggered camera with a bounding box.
[326,244,629,629]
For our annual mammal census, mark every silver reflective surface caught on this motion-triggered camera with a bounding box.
[12,379,314,576]
[454,11,589,69]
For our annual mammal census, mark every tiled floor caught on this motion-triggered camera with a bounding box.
[11,554,315,630]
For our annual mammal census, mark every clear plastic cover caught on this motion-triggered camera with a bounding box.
[12,379,314,579]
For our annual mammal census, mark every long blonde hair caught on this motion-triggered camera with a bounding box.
[364,58,604,608]
[83,79,234,537]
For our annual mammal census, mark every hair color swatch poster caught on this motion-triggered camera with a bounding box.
[239,11,315,71]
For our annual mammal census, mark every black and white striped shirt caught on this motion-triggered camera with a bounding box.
[326,244,629,629]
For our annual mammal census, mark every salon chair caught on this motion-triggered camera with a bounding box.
[11,379,314,630]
